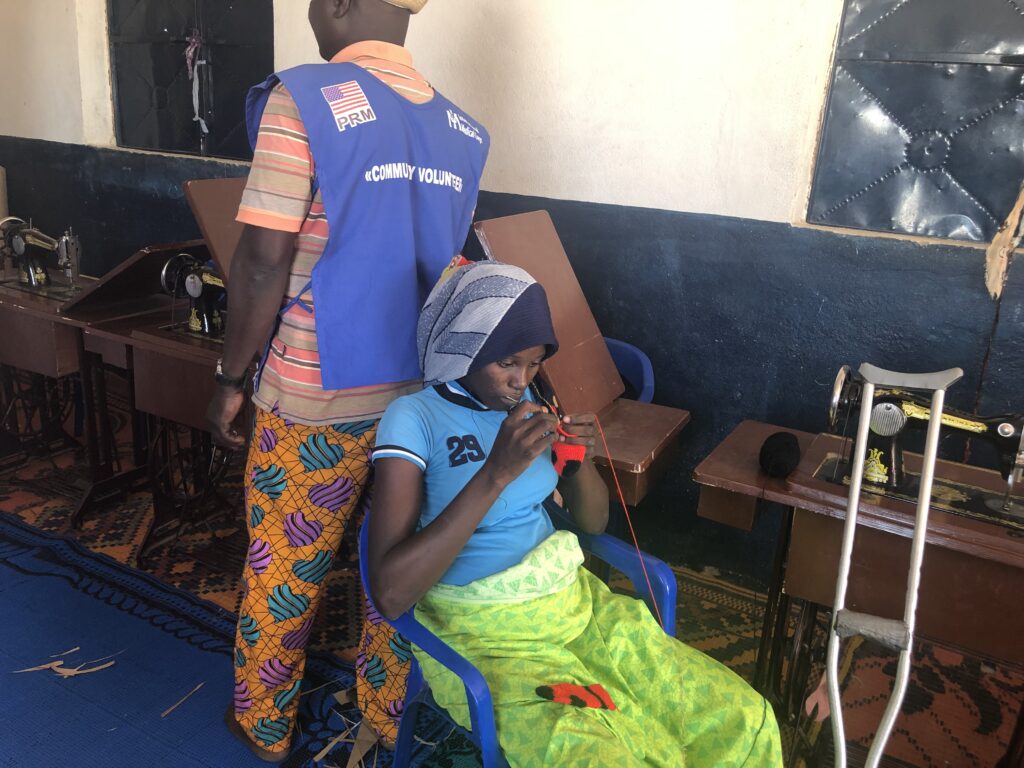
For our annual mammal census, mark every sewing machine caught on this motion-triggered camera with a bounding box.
[159,252,225,338]
[826,365,1024,521]
[0,216,81,290]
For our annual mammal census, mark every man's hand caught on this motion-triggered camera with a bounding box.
[206,386,247,449]
[205,223,295,450]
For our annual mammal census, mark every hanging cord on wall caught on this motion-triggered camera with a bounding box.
[185,28,210,136]
[532,385,665,630]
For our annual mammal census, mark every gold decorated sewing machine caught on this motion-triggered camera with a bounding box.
[0,216,82,301]
[826,365,1024,528]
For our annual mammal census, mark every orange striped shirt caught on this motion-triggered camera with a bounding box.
[237,42,436,426]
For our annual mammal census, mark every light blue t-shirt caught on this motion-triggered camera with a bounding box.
[373,382,557,585]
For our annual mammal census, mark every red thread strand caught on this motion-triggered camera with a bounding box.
[532,384,665,630]
[594,413,665,630]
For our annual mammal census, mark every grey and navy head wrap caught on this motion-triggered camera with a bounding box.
[417,260,558,387]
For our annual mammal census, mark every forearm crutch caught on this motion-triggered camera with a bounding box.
[826,363,963,768]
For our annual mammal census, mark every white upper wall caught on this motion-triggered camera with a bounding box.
[0,0,86,145]
[408,1,843,223]
[76,0,115,145]
[0,0,844,224]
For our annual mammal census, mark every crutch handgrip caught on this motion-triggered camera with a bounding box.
[858,363,963,391]
[835,609,910,652]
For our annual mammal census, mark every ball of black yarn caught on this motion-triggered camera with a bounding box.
[758,431,801,478]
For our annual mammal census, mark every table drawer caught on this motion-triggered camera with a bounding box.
[0,306,78,378]
[785,507,1024,665]
[133,348,216,432]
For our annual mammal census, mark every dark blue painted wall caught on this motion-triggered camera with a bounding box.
[473,192,1014,586]
[0,137,247,276]
[1,136,1018,587]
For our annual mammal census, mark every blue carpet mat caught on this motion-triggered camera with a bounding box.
[0,512,456,767]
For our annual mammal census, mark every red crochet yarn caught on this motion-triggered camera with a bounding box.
[552,423,587,477]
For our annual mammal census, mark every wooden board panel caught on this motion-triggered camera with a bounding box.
[62,240,204,320]
[184,177,246,282]
[696,486,759,532]
[82,332,129,370]
[593,398,689,505]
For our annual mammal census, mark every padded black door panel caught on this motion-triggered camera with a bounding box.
[808,0,1024,242]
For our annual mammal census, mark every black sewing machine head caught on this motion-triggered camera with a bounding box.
[827,365,1024,513]
[160,252,226,338]
[0,216,82,290]
[1,216,52,287]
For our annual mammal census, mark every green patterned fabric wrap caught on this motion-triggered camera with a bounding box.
[414,533,782,767]
[425,530,583,604]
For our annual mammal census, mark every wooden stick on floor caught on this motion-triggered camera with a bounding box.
[161,681,205,718]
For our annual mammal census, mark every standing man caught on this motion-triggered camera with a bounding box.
[206,0,489,761]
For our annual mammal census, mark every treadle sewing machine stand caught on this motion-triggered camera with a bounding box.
[0,223,182,522]
[0,219,85,468]
[67,336,149,525]
[57,242,212,526]
[62,240,240,568]
[140,415,242,569]
[0,275,82,468]
[0,364,79,470]
[125,240,244,569]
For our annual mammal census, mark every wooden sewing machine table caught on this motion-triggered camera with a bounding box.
[0,241,235,565]
[76,237,243,568]
[59,243,206,525]
[76,305,240,568]
[0,276,95,493]
[0,240,207,517]
[693,420,1024,765]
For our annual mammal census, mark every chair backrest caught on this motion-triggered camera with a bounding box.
[603,337,655,404]
[474,211,624,415]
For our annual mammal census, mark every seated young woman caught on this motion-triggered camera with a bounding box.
[367,260,782,767]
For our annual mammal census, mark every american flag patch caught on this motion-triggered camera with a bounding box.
[320,81,376,132]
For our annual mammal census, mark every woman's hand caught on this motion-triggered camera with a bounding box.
[558,412,598,460]
[555,411,609,534]
[484,401,558,487]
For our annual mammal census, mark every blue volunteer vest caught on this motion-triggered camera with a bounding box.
[246,62,489,390]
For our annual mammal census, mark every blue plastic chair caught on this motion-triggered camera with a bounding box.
[603,337,655,403]
[358,499,676,768]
